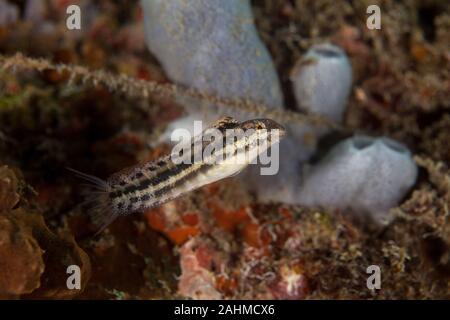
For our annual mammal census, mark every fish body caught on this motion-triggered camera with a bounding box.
[72,117,285,233]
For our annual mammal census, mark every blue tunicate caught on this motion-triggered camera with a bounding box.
[141,0,283,109]
[291,43,352,122]
[298,135,418,224]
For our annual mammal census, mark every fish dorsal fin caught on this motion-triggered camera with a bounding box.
[208,116,240,132]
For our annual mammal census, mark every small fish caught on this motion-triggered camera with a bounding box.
[70,116,286,234]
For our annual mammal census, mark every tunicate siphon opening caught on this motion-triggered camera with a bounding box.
[352,136,374,150]
[313,46,342,58]
[381,137,407,153]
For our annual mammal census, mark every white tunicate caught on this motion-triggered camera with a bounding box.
[141,0,283,109]
[297,135,418,224]
[291,43,352,122]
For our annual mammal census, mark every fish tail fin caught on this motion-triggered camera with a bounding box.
[67,168,118,235]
